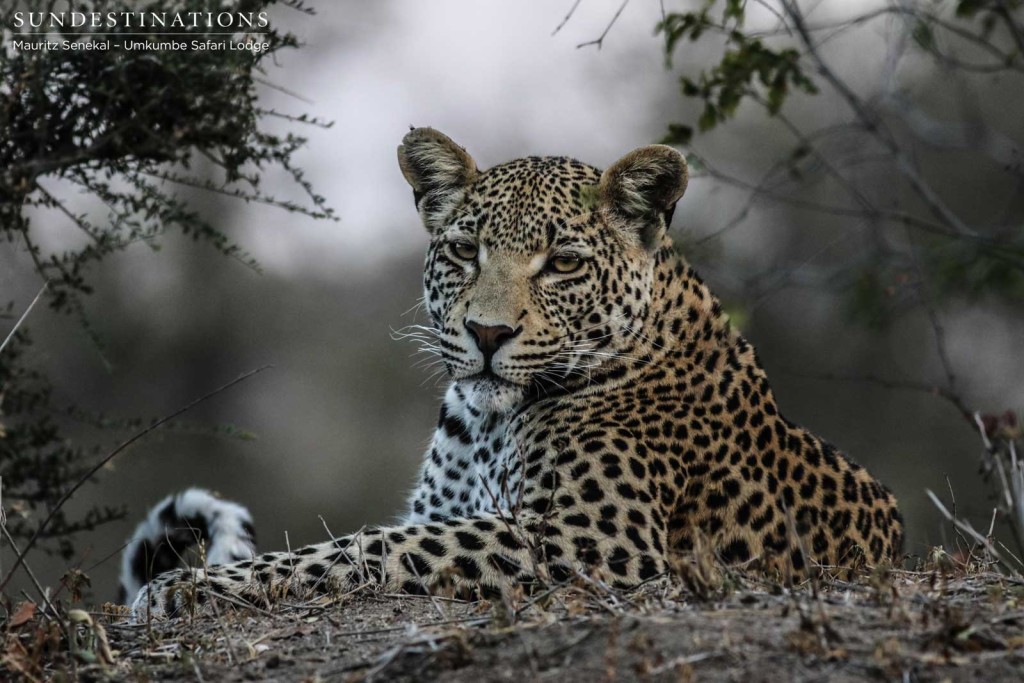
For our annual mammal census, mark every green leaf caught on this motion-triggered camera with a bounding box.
[912,21,935,50]
[684,153,706,174]
[955,0,985,18]
[699,104,720,132]
[724,0,746,22]
[847,271,892,330]
[662,124,694,146]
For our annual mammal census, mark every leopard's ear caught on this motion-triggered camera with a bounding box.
[598,144,688,249]
[398,127,478,232]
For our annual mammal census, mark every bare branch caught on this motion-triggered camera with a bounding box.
[903,228,958,397]
[881,94,1023,176]
[785,368,973,424]
[0,365,272,595]
[577,0,630,50]
[690,154,1018,255]
[552,0,582,36]
[995,0,1024,57]
[31,182,105,244]
[749,92,882,221]
[0,282,49,356]
[779,0,979,238]
[769,6,1023,73]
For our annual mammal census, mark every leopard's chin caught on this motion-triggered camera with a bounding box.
[457,374,527,414]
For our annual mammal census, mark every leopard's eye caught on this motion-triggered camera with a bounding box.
[548,254,583,274]
[449,240,478,262]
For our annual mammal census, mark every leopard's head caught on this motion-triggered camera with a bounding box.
[398,128,688,413]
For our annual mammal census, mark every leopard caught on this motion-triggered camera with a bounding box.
[126,127,904,618]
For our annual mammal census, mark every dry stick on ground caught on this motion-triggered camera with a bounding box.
[782,504,842,652]
[0,365,273,596]
[930,414,1024,574]
[1000,440,1024,557]
[974,414,1024,563]
[0,524,68,641]
[307,515,367,600]
[945,475,974,561]
[480,460,547,587]
[926,490,1016,575]
[305,519,408,614]
[190,543,239,667]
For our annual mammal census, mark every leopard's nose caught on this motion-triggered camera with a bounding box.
[465,320,521,359]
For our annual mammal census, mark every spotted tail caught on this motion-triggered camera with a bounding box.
[119,488,256,604]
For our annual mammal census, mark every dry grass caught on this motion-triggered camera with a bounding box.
[3,409,1022,681]
[4,561,1024,682]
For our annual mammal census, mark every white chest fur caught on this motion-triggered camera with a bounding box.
[402,383,524,523]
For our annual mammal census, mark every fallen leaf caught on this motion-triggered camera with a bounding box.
[9,601,36,628]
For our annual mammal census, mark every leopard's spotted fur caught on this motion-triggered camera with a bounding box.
[130,128,903,617]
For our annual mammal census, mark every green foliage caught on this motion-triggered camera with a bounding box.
[912,20,936,51]
[954,0,1019,19]
[1,0,334,314]
[838,239,1024,331]
[847,269,896,331]
[655,0,1024,329]
[657,1,817,140]
[955,0,1022,34]
[927,242,1024,300]
[0,0,334,558]
[0,327,125,559]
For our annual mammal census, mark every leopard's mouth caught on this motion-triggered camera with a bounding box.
[456,371,530,413]
[462,369,526,388]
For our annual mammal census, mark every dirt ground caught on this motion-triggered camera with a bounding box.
[5,570,1024,681]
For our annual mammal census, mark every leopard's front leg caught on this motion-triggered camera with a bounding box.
[132,511,668,619]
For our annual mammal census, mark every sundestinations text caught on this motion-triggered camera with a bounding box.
[11,11,270,30]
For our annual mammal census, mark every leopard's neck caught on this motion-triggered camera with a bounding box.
[560,239,741,390]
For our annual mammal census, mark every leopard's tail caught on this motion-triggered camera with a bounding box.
[119,488,256,604]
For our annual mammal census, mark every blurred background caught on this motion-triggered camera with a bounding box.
[2,0,1022,600]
